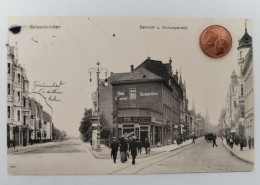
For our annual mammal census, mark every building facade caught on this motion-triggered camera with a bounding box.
[7,43,53,147]
[225,70,240,135]
[110,58,186,146]
[219,22,253,138]
[237,24,253,138]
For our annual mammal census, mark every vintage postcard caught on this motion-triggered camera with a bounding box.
[7,17,254,175]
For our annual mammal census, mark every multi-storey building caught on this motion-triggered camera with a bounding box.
[109,57,185,146]
[7,43,53,147]
[7,43,30,146]
[237,23,253,138]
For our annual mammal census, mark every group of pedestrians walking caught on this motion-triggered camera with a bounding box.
[226,135,254,151]
[110,136,150,165]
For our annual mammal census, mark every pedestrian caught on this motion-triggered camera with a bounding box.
[12,136,16,149]
[226,136,230,146]
[192,135,196,144]
[90,139,92,146]
[176,136,180,145]
[248,136,252,150]
[252,136,254,149]
[137,139,142,154]
[143,138,150,154]
[230,136,234,148]
[129,136,138,165]
[212,134,218,147]
[30,135,34,145]
[110,137,119,163]
[243,136,247,148]
[119,136,128,163]
[8,138,12,148]
[239,135,244,151]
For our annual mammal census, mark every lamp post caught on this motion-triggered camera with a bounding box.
[89,62,108,151]
[115,96,119,139]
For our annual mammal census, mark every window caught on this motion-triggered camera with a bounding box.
[23,115,26,125]
[7,106,10,118]
[7,84,11,95]
[17,91,20,101]
[241,84,244,96]
[232,86,234,92]
[8,63,11,74]
[129,88,136,100]
[18,74,21,83]
[18,110,20,121]
[234,101,237,108]
[23,98,26,107]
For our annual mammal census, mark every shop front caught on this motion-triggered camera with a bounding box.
[117,116,163,146]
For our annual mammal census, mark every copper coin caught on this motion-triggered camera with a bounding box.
[199,25,232,58]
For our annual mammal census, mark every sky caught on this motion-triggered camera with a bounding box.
[8,17,252,136]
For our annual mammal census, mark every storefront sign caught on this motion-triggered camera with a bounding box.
[140,117,151,122]
[140,92,158,97]
[118,117,150,123]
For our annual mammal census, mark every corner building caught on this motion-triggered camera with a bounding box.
[111,58,183,146]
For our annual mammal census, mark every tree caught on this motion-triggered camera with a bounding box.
[100,113,111,139]
[79,108,92,142]
[52,124,67,141]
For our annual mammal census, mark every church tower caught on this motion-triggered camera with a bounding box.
[237,19,252,75]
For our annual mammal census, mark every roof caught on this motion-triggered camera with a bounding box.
[238,30,252,49]
[135,58,172,80]
[112,67,163,84]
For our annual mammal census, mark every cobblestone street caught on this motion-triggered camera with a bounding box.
[8,138,253,175]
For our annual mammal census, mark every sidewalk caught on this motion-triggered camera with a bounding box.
[7,141,63,155]
[222,138,254,164]
[84,139,194,159]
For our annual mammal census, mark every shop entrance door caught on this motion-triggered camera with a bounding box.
[140,131,148,144]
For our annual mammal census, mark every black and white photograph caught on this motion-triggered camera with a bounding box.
[6,16,254,175]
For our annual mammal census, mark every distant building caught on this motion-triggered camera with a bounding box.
[224,70,240,135]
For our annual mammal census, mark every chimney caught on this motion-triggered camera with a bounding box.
[130,65,134,72]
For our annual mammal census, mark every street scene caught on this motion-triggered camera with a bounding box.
[7,17,254,175]
[8,138,253,175]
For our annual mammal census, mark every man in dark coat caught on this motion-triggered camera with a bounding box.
[143,138,150,154]
[239,135,244,151]
[110,137,119,163]
[129,136,138,165]
[137,139,142,154]
[192,135,196,144]
[119,136,128,163]
[212,134,218,147]
[248,136,252,150]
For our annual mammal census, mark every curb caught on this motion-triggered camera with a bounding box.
[7,141,64,155]
[86,140,194,160]
[221,141,254,165]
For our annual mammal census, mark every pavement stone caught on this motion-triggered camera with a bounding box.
[84,138,195,159]
[222,138,254,164]
[7,140,66,155]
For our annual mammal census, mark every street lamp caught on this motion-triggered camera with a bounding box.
[115,96,119,139]
[89,62,109,151]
